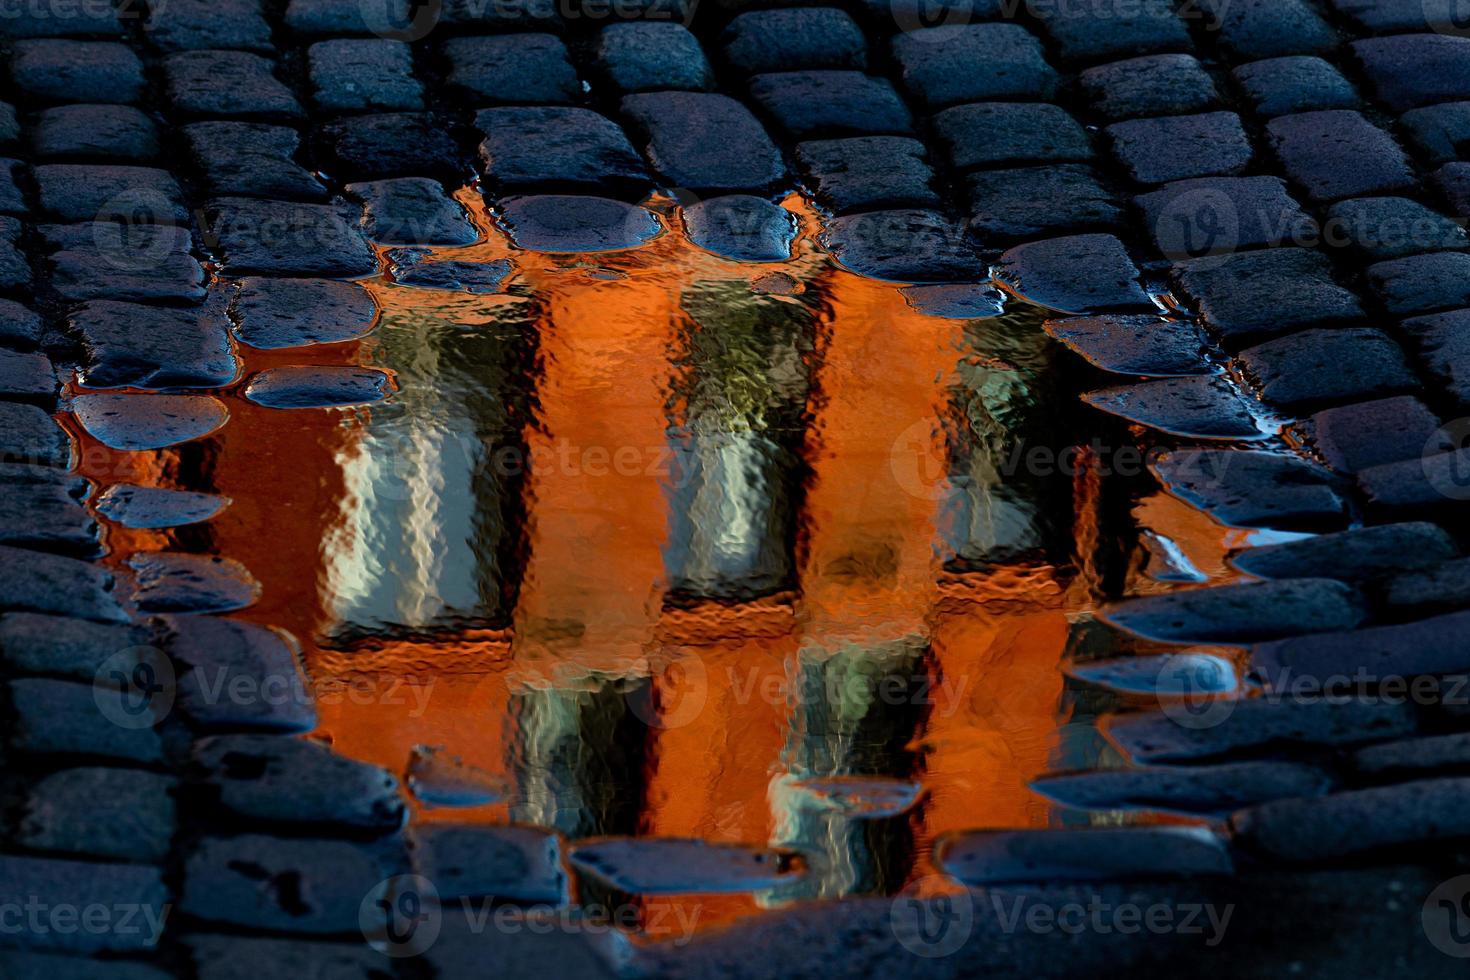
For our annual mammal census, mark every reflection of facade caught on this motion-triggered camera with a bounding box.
[663,282,815,604]
[322,302,533,645]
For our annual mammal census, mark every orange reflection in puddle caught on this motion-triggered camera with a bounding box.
[77,191,1108,936]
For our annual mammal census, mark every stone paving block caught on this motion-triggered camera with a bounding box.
[1170,248,1366,347]
[1102,578,1365,644]
[939,827,1232,885]
[723,8,868,74]
[0,346,56,402]
[964,164,1122,243]
[499,195,660,253]
[243,365,393,409]
[425,916,617,980]
[184,122,328,202]
[1357,447,1470,512]
[900,283,1006,318]
[0,478,96,553]
[284,0,413,35]
[1078,54,1220,121]
[317,112,464,181]
[0,215,29,291]
[1266,111,1414,203]
[163,614,316,733]
[1029,0,1191,63]
[934,102,1092,171]
[19,767,177,863]
[3,953,173,980]
[0,158,25,215]
[32,164,187,224]
[445,33,580,104]
[1327,0,1457,32]
[1305,395,1448,474]
[794,136,939,214]
[477,106,649,197]
[32,105,160,162]
[1239,327,1418,411]
[346,177,476,246]
[1368,251,1470,315]
[0,401,71,469]
[1401,308,1470,407]
[186,936,395,980]
[144,0,274,52]
[748,71,913,139]
[1231,522,1458,581]
[96,484,229,529]
[205,197,378,277]
[8,677,164,762]
[1138,176,1318,259]
[890,23,1058,108]
[0,855,167,954]
[1107,112,1253,185]
[193,733,405,831]
[570,837,800,894]
[1031,761,1333,816]
[1151,449,1349,530]
[1198,0,1337,60]
[1382,556,1470,616]
[387,252,510,292]
[165,51,305,120]
[308,39,423,112]
[1105,696,1417,764]
[1233,777,1470,862]
[43,223,207,304]
[683,195,795,262]
[129,553,260,613]
[1043,314,1211,376]
[71,300,235,390]
[1082,375,1263,439]
[72,392,228,451]
[594,23,713,93]
[1399,101,1470,166]
[822,208,980,282]
[9,40,144,104]
[1233,57,1359,118]
[1432,161,1470,217]
[1324,196,1469,260]
[182,834,396,933]
[230,277,378,350]
[0,612,151,681]
[995,234,1150,314]
[0,101,16,146]
[622,92,785,193]
[1353,732,1470,778]
[410,823,567,902]
[1352,34,1470,111]
[0,298,43,347]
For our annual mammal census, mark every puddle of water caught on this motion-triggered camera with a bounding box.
[65,190,1247,935]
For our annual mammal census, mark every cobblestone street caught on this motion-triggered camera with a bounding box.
[4,0,1470,976]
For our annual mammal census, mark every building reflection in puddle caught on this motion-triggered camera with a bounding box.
[126,194,1137,931]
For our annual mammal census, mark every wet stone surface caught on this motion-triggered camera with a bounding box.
[410,823,565,902]
[1031,762,1334,816]
[95,485,229,530]
[243,366,394,409]
[1081,375,1263,439]
[73,393,229,452]
[130,553,261,613]
[683,195,795,262]
[1044,314,1212,376]
[18,767,178,863]
[939,827,1233,885]
[230,278,377,350]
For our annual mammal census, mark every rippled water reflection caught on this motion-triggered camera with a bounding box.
[72,190,1244,933]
